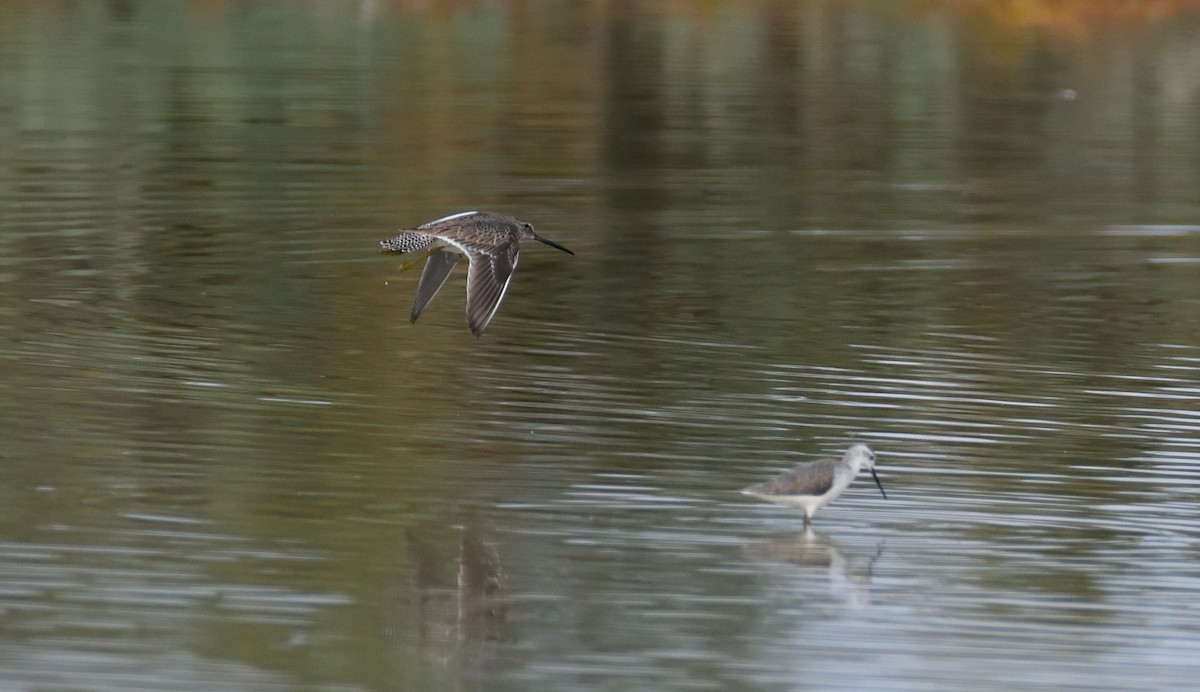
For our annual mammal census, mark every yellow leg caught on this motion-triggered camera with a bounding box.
[398,249,435,272]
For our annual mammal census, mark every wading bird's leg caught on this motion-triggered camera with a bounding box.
[398,248,436,272]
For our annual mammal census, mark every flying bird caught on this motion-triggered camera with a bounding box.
[380,211,574,336]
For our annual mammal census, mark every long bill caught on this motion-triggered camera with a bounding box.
[534,234,575,255]
[870,468,887,500]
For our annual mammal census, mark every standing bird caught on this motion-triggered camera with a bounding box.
[380,211,574,336]
[741,443,887,526]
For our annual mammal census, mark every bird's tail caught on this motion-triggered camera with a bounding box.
[380,231,436,254]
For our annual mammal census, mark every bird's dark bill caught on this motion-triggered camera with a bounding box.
[870,468,887,500]
[535,235,575,255]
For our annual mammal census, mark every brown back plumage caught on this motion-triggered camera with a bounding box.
[380,211,573,336]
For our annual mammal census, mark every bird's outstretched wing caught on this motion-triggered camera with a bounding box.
[464,238,521,336]
[410,249,461,324]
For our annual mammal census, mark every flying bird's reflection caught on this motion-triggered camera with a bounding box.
[390,521,513,677]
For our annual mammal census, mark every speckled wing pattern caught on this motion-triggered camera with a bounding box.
[381,211,554,336]
[410,216,521,336]
[746,458,838,498]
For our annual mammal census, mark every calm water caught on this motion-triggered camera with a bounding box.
[2,1,1200,689]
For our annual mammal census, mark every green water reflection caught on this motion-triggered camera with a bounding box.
[1,1,1199,690]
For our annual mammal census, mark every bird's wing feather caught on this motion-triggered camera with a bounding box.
[419,211,479,229]
[410,249,460,323]
[464,239,521,336]
[749,458,838,497]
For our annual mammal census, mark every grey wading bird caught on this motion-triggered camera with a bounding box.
[741,444,887,526]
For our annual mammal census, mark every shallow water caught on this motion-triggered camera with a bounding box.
[2,1,1200,690]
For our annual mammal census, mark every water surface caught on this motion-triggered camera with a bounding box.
[1,1,1199,689]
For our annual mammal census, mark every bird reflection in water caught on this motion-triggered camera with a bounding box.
[746,529,885,609]
[391,522,513,676]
